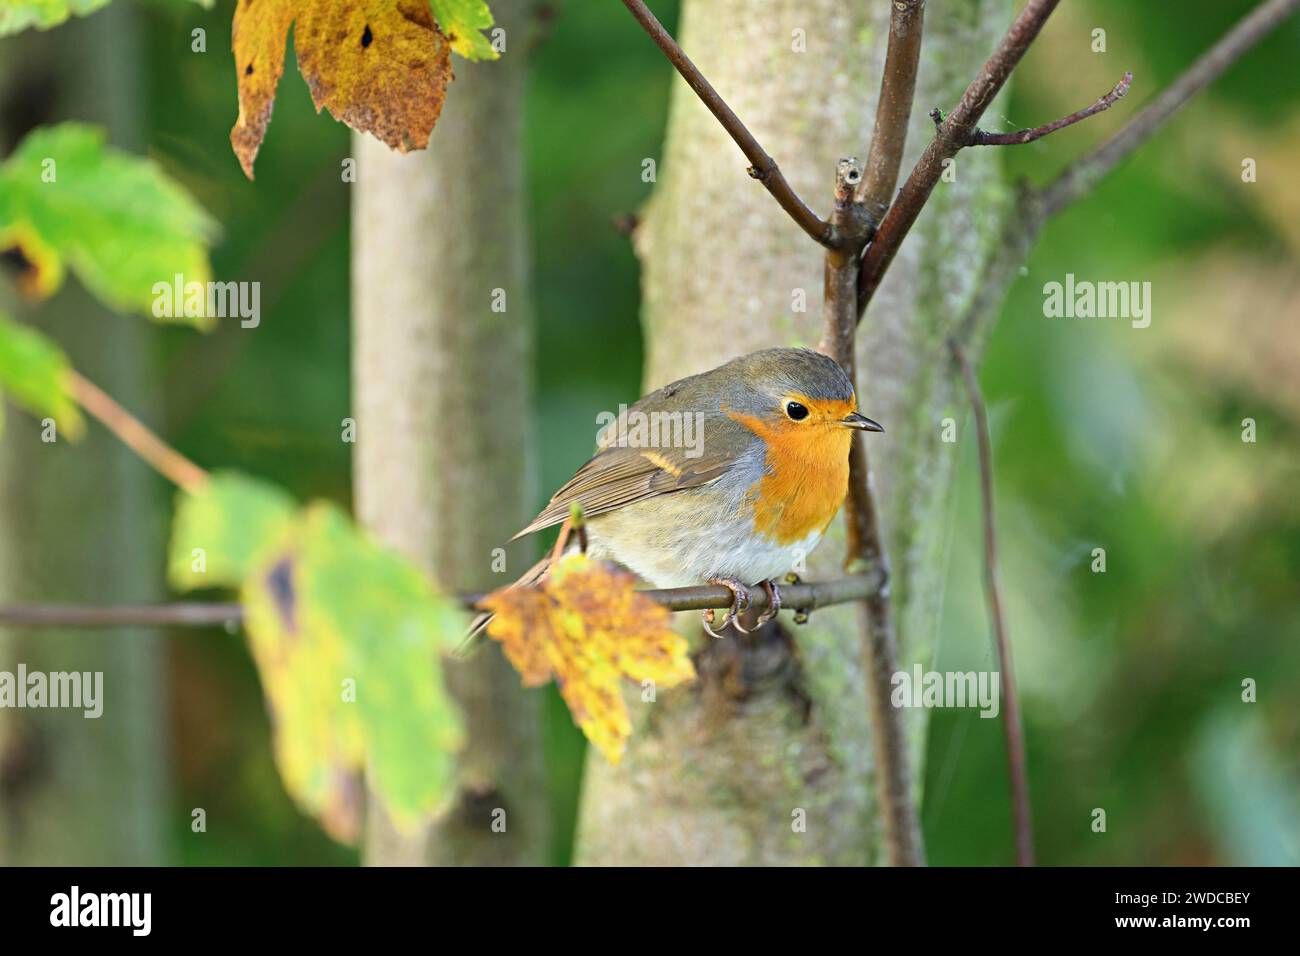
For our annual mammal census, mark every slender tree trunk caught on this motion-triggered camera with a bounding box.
[352,0,547,865]
[0,8,169,865]
[576,0,1012,865]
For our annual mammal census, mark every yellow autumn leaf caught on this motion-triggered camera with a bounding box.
[230,501,466,844]
[230,0,454,179]
[479,552,696,763]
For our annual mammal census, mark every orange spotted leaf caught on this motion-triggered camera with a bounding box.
[230,0,454,178]
[479,553,696,763]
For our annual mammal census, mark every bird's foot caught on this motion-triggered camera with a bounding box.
[753,579,782,627]
[702,577,753,638]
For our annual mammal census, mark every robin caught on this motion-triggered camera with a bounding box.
[475,347,883,639]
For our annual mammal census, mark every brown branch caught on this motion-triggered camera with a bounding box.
[962,71,1132,146]
[950,339,1033,867]
[0,603,243,629]
[857,0,927,226]
[618,0,836,248]
[68,371,209,493]
[0,573,886,629]
[820,158,925,867]
[640,572,880,614]
[856,0,1062,321]
[1041,0,1300,217]
[822,158,872,565]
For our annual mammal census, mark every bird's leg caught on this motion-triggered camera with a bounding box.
[702,577,753,639]
[752,579,782,627]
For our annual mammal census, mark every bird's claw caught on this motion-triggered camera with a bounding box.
[702,577,753,638]
[753,579,782,627]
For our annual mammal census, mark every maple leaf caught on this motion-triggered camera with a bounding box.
[169,474,466,844]
[230,0,461,179]
[0,123,216,319]
[479,552,697,764]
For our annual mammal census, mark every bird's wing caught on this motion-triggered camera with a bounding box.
[511,408,750,540]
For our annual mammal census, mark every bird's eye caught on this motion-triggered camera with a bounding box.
[784,401,809,421]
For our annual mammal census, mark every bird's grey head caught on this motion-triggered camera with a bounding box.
[717,347,857,417]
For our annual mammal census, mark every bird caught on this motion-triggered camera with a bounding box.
[471,347,883,642]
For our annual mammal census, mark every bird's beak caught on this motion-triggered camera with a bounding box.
[838,412,885,432]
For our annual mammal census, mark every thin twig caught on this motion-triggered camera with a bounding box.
[0,573,886,629]
[68,371,209,493]
[950,339,1033,867]
[0,603,243,628]
[962,71,1132,146]
[857,0,1062,320]
[618,0,837,247]
[857,0,926,226]
[821,158,925,867]
[549,505,590,562]
[1041,0,1300,217]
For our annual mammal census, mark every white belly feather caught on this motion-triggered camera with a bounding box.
[584,481,827,589]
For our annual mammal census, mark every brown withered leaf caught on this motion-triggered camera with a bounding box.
[230,0,453,179]
[479,553,696,763]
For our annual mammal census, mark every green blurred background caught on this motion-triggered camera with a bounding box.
[2,0,1297,865]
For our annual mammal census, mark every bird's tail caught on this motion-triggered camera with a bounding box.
[455,553,553,658]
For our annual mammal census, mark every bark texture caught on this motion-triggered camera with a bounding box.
[576,0,1012,865]
[352,0,548,866]
[0,9,169,865]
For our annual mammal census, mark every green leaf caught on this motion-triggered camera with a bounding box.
[169,477,466,843]
[168,471,298,589]
[0,0,212,36]
[0,0,109,34]
[0,311,84,439]
[0,122,217,323]
[430,0,498,61]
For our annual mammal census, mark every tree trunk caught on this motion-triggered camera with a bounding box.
[352,0,548,866]
[0,8,169,865]
[576,0,1012,865]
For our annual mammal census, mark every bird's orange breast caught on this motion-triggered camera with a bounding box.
[727,403,854,544]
